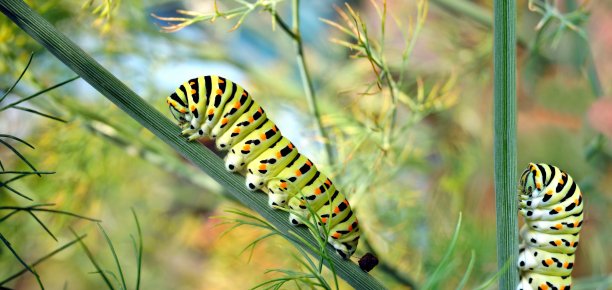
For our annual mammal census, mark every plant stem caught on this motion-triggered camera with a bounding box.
[493,0,519,289]
[0,1,385,288]
[290,0,335,166]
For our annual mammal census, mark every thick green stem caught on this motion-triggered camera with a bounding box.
[493,0,519,289]
[0,1,385,288]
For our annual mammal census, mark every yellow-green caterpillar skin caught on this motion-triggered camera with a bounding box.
[167,75,360,259]
[517,163,584,290]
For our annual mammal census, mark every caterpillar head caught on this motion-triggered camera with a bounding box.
[167,92,189,125]
[519,163,543,196]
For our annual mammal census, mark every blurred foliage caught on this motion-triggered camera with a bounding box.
[1,0,611,289]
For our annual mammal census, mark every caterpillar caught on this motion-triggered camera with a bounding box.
[166,75,360,259]
[517,163,584,290]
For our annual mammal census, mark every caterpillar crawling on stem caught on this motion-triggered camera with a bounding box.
[166,75,360,259]
[517,163,584,290]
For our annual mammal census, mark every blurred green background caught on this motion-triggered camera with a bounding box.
[0,0,610,289]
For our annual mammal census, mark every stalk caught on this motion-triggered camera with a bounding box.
[493,0,519,289]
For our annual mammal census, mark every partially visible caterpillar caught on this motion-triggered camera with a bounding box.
[166,75,360,259]
[517,163,584,290]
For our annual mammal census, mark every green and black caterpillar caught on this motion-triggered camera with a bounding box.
[517,163,584,290]
[166,75,360,259]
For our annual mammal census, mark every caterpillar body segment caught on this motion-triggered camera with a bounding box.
[520,227,579,254]
[245,137,299,191]
[167,75,360,259]
[224,120,282,172]
[517,272,571,290]
[517,246,575,276]
[523,213,583,235]
[265,155,319,208]
[517,163,584,290]
[215,103,267,150]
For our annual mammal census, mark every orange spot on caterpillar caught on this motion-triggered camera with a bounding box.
[233,101,241,109]
[555,240,562,246]
[314,188,321,195]
[574,221,580,227]
[208,108,214,115]
[242,91,247,96]
[190,105,196,111]
[546,189,553,195]
[558,178,565,185]
[325,179,332,186]
[276,152,282,158]
[221,118,228,125]
[295,170,302,177]
[243,144,251,151]
[306,160,313,166]
[540,284,548,290]
[348,224,353,231]
[179,108,186,113]
[555,224,563,229]
[321,217,328,223]
[280,182,287,189]
[216,89,222,95]
[272,126,278,132]
[564,262,570,268]
[260,133,267,140]
[555,206,562,212]
[248,116,254,123]
[574,198,579,205]
[288,143,294,149]
[332,233,341,239]
[343,199,349,206]
[233,128,241,134]
[189,81,195,85]
[545,259,553,266]
[333,207,340,214]
[258,107,263,113]
[218,78,225,83]
[190,89,196,95]
[259,164,266,171]
[536,182,542,190]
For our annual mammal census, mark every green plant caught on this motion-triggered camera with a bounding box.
[493,0,518,289]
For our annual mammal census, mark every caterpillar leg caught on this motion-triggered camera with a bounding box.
[267,189,289,208]
[287,175,336,225]
[327,220,360,260]
[265,154,319,208]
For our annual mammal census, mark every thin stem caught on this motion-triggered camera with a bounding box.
[291,0,334,166]
[0,234,87,285]
[493,0,519,289]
